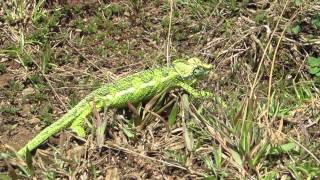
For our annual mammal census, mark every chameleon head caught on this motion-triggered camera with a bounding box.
[172,57,212,81]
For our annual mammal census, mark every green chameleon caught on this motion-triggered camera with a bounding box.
[17,57,213,157]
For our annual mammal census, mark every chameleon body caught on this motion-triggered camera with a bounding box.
[17,58,213,157]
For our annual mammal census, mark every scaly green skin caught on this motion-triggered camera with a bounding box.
[17,58,213,157]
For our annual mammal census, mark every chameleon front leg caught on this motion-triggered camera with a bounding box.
[177,81,226,107]
[177,81,213,98]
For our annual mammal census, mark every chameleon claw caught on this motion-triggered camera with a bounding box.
[70,124,86,137]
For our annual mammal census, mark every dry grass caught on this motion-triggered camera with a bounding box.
[0,0,320,179]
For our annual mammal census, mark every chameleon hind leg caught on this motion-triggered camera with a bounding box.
[70,99,107,137]
[70,103,92,137]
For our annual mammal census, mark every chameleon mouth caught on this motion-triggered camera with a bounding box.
[198,60,212,70]
[204,63,213,70]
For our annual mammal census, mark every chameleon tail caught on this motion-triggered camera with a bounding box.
[17,108,80,157]
[17,96,94,157]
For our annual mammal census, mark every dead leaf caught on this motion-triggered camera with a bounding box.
[0,74,13,88]
[105,167,120,180]
[67,146,85,161]
[92,98,107,149]
[22,87,35,96]
[20,104,31,117]
[29,117,41,124]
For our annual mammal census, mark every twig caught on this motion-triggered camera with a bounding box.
[32,59,68,111]
[249,0,290,98]
[267,6,301,122]
[166,0,173,66]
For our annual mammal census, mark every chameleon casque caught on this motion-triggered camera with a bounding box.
[17,58,213,157]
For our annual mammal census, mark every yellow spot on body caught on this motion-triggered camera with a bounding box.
[160,76,169,83]
[140,80,156,88]
[116,87,136,96]
[105,95,113,100]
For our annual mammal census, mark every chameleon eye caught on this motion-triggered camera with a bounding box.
[193,67,204,76]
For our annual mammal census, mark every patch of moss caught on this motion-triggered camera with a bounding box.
[38,103,53,125]
[102,3,125,19]
[0,106,19,115]
[0,64,6,74]
[8,80,23,93]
